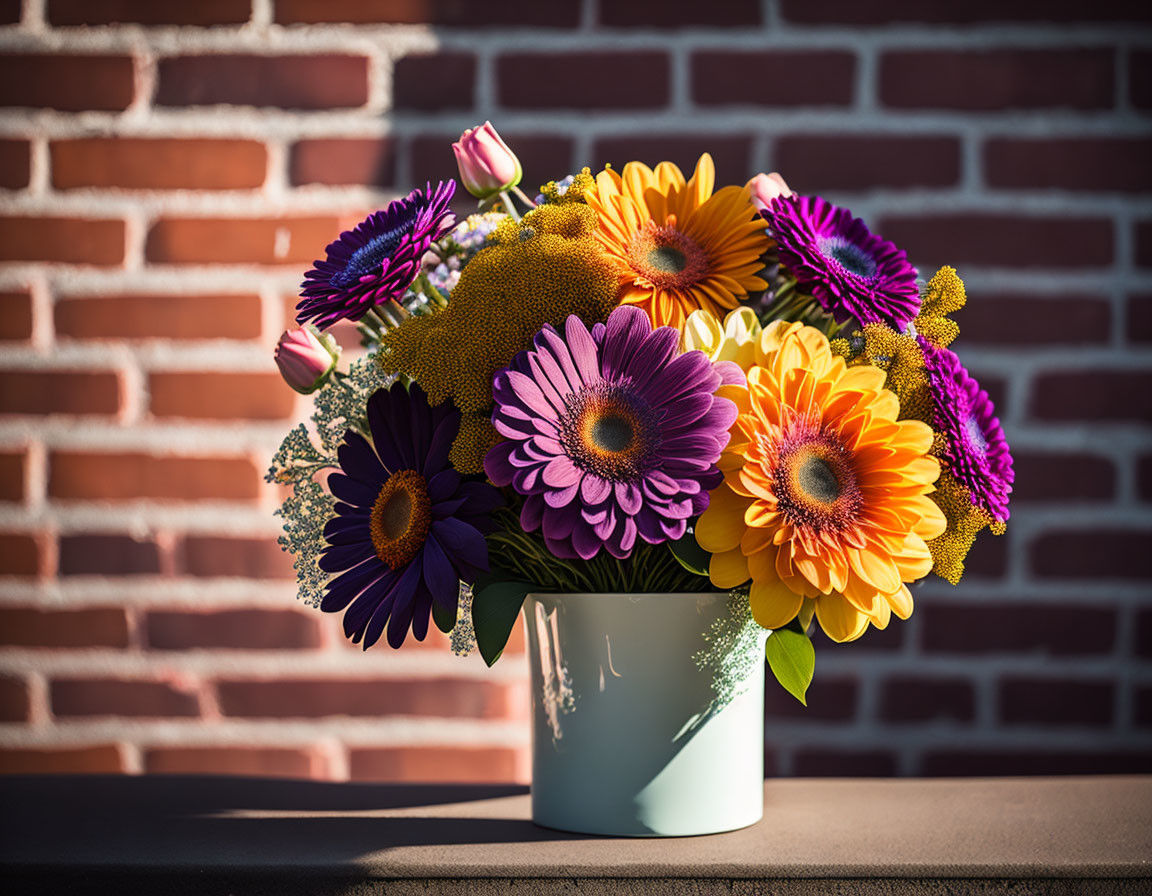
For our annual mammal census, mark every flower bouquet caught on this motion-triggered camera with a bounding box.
[270,123,1013,835]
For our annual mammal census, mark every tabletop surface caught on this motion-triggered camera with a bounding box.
[2,774,1150,882]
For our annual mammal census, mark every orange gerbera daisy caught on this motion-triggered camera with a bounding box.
[695,321,946,642]
[585,154,772,331]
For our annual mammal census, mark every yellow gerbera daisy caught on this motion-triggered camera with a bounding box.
[696,321,947,643]
[585,153,772,331]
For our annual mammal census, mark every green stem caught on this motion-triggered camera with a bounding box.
[512,184,537,209]
[498,190,522,223]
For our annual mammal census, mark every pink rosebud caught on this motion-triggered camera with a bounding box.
[452,121,523,199]
[745,172,792,212]
[274,326,340,395]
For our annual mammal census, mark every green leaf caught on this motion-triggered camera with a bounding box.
[765,627,815,706]
[431,595,457,635]
[472,579,534,667]
[668,524,711,577]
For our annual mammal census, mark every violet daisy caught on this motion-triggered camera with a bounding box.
[319,382,502,649]
[764,194,919,329]
[919,338,1013,523]
[297,181,456,330]
[484,305,740,561]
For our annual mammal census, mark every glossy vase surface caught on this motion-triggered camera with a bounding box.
[524,592,765,837]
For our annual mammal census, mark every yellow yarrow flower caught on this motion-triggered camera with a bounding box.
[696,321,946,643]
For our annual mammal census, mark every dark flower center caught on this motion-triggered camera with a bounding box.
[331,219,413,290]
[646,246,687,274]
[796,455,840,503]
[627,220,709,289]
[767,423,863,532]
[560,382,660,482]
[819,237,877,279]
[369,468,431,570]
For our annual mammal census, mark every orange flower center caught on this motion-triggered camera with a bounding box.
[369,469,431,569]
[626,218,709,290]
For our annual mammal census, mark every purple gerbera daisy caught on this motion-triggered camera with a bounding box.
[919,338,1014,523]
[764,194,920,329]
[484,305,740,561]
[319,382,502,649]
[297,181,456,330]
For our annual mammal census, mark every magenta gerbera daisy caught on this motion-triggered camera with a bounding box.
[297,181,456,330]
[483,305,740,561]
[764,194,920,329]
[319,382,502,649]
[919,337,1013,523]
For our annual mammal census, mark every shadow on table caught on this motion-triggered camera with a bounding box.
[1,775,595,870]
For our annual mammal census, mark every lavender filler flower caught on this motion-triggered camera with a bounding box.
[764,193,920,329]
[484,305,739,560]
[297,181,456,330]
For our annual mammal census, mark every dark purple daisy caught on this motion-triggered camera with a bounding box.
[484,305,739,561]
[919,337,1013,523]
[319,382,502,649]
[297,181,456,330]
[764,194,920,329]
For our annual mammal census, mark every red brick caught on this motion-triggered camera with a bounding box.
[0,290,33,341]
[0,139,30,189]
[1030,371,1152,422]
[393,52,475,111]
[1132,51,1152,110]
[50,452,262,501]
[1129,294,1152,344]
[156,54,369,110]
[1134,687,1152,728]
[0,533,42,577]
[51,138,266,191]
[216,678,523,719]
[0,370,122,416]
[0,216,125,265]
[0,449,26,502]
[48,0,251,25]
[1010,452,1114,502]
[55,293,262,341]
[783,0,1151,23]
[956,294,1111,346]
[147,609,321,650]
[145,746,327,778]
[181,536,294,579]
[1030,529,1152,580]
[0,0,18,22]
[1139,455,1152,503]
[1137,608,1152,658]
[148,371,295,420]
[274,0,578,26]
[792,749,897,777]
[601,0,759,26]
[290,138,397,188]
[52,678,201,718]
[0,745,126,775]
[349,746,522,783]
[880,50,1114,111]
[998,677,1114,727]
[877,214,1113,269]
[408,133,574,196]
[957,526,1009,580]
[498,52,669,110]
[0,54,135,111]
[0,606,130,648]
[59,534,161,576]
[878,677,975,724]
[764,676,856,721]
[985,138,1152,192]
[1137,220,1152,268]
[774,134,959,191]
[0,676,30,722]
[691,52,855,108]
[920,750,1152,777]
[146,216,342,265]
[922,602,1116,656]
[592,135,752,194]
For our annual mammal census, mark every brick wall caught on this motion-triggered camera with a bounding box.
[0,0,1149,781]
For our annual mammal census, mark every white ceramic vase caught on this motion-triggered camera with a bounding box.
[524,592,766,837]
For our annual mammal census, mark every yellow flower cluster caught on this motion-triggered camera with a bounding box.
[926,472,1007,585]
[915,265,966,348]
[538,167,596,205]
[829,323,934,424]
[379,202,619,473]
